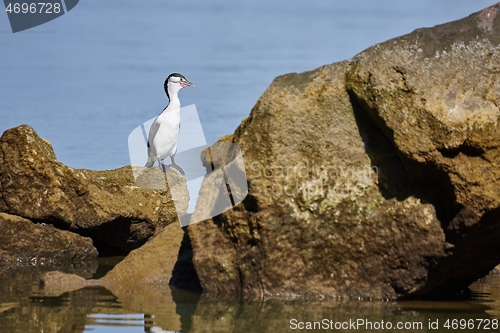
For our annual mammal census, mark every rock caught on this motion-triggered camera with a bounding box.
[97,173,195,287]
[101,222,196,287]
[0,125,189,255]
[188,3,500,299]
[36,220,193,315]
[346,2,500,293]
[188,62,446,300]
[0,212,97,264]
[38,271,90,296]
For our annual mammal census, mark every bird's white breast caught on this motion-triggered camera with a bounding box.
[149,103,181,160]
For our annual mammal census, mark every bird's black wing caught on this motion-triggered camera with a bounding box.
[147,118,161,151]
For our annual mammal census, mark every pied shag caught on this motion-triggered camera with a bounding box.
[145,73,195,175]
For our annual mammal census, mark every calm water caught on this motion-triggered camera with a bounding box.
[2,1,500,332]
[0,0,497,170]
[1,265,500,333]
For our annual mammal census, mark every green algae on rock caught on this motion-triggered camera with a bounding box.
[0,124,189,255]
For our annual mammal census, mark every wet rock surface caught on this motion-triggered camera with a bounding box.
[0,125,189,255]
[188,3,500,300]
[38,271,90,296]
[0,212,97,263]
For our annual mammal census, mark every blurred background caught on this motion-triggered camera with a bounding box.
[0,0,497,170]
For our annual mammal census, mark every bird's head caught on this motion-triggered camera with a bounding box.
[164,73,195,100]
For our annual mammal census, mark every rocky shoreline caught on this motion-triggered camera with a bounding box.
[2,2,500,301]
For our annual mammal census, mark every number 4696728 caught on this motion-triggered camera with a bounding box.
[5,2,62,14]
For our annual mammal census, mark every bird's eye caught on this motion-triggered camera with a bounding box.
[181,78,186,82]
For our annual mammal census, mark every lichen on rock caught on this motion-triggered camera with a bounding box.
[0,125,189,255]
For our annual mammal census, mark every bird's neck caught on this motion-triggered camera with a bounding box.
[165,95,181,112]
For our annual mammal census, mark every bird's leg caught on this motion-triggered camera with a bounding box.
[170,156,185,176]
[157,156,169,173]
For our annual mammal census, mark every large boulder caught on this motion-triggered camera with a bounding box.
[346,2,500,292]
[0,125,189,255]
[188,62,446,300]
[188,3,500,300]
[0,212,97,264]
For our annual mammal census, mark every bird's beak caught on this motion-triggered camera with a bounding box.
[182,80,196,88]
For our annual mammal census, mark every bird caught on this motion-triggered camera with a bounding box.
[145,73,195,175]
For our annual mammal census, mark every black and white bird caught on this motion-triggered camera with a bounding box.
[145,73,195,175]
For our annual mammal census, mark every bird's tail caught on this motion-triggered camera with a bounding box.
[145,155,155,168]
[145,143,154,167]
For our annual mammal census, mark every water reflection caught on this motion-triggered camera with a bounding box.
[1,267,500,333]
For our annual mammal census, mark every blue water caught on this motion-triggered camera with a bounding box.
[0,0,497,171]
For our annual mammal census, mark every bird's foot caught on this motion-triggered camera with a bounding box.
[171,163,185,176]
[158,162,185,176]
[159,162,169,173]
